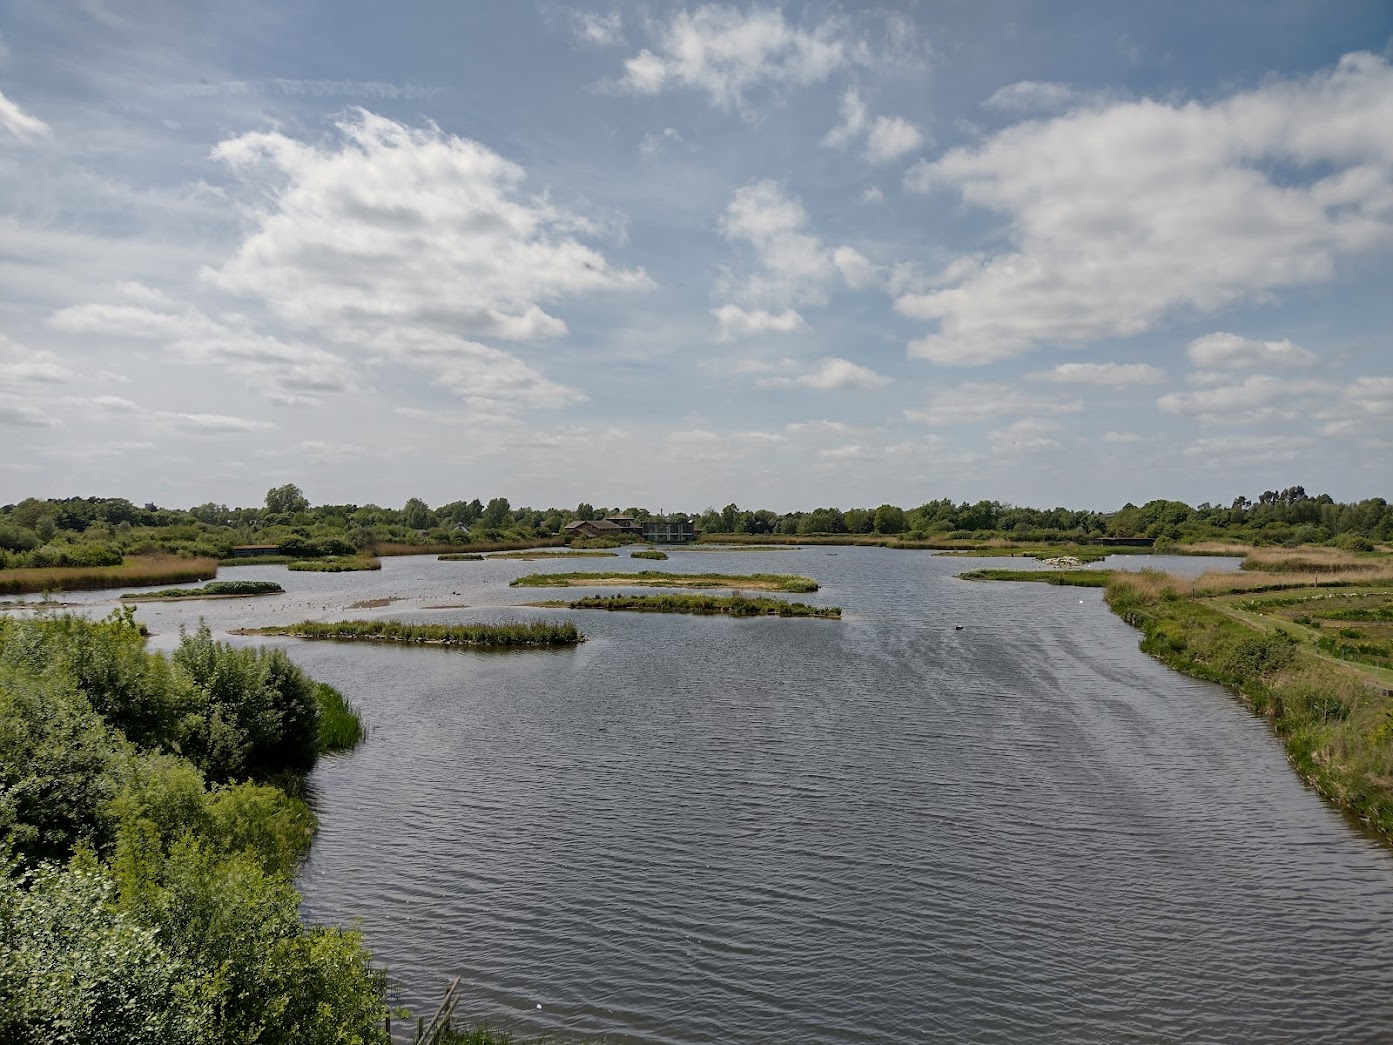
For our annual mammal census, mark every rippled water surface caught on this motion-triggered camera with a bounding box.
[67,549,1393,1041]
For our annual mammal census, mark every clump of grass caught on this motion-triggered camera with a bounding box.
[567,592,839,618]
[120,579,284,599]
[958,568,1111,587]
[510,570,819,592]
[254,618,583,647]
[0,555,218,595]
[439,553,484,561]
[630,550,668,560]
[315,682,366,752]
[286,556,382,573]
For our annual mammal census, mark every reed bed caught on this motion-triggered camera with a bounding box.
[629,550,669,560]
[0,555,218,594]
[286,556,382,572]
[120,579,284,599]
[510,570,819,592]
[1241,547,1388,574]
[565,593,841,618]
[316,682,367,751]
[255,618,583,647]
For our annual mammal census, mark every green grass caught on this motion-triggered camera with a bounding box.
[958,568,1111,586]
[286,556,382,572]
[565,592,841,618]
[629,550,669,560]
[252,618,583,647]
[439,553,484,561]
[0,555,219,594]
[315,682,366,752]
[510,570,819,592]
[120,579,285,599]
[488,550,618,559]
[218,554,298,566]
[938,544,1110,562]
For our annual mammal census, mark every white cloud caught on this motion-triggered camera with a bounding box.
[906,382,1083,425]
[1027,362,1166,386]
[981,81,1081,114]
[823,88,925,163]
[712,304,807,340]
[0,335,73,385]
[865,115,926,163]
[718,180,870,307]
[1103,431,1143,444]
[665,427,786,461]
[785,419,851,434]
[822,88,868,148]
[988,416,1062,452]
[0,87,50,139]
[817,443,865,462]
[900,52,1393,364]
[859,187,885,205]
[1185,332,1319,369]
[1183,434,1314,466]
[1156,374,1329,424]
[618,5,863,112]
[757,357,890,391]
[1343,376,1393,417]
[572,11,625,47]
[156,412,275,434]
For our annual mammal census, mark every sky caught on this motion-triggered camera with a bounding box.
[0,0,1391,514]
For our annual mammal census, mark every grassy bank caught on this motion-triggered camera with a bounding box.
[487,550,618,559]
[287,556,382,572]
[966,562,1393,840]
[376,538,566,556]
[0,555,218,594]
[250,618,583,647]
[959,568,1111,587]
[120,579,285,600]
[510,570,819,593]
[560,593,841,618]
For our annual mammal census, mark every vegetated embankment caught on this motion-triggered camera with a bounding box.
[560,592,841,618]
[510,570,820,593]
[120,580,285,600]
[250,618,583,647]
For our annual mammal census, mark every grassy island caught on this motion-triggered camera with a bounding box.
[510,570,819,593]
[438,553,484,561]
[560,593,840,618]
[287,556,382,572]
[249,618,583,647]
[487,550,618,559]
[963,552,1393,839]
[630,550,669,560]
[120,579,285,600]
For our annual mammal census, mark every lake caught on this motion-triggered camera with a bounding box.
[66,547,1393,1042]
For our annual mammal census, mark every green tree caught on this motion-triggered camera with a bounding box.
[264,484,309,516]
[873,504,906,534]
[401,497,435,530]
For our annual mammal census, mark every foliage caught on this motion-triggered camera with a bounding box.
[566,593,840,618]
[256,618,584,647]
[630,550,669,560]
[316,683,367,752]
[121,580,284,599]
[438,553,484,561]
[286,557,382,572]
[511,570,820,592]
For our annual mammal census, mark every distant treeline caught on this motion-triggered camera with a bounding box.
[1,483,1387,569]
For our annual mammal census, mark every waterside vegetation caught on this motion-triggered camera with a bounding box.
[250,618,584,648]
[560,593,841,618]
[0,555,218,595]
[510,570,820,593]
[629,550,669,560]
[286,556,382,572]
[486,550,618,559]
[965,554,1393,840]
[119,579,285,600]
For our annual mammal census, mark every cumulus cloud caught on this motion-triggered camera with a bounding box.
[639,126,684,156]
[823,88,926,163]
[712,304,807,340]
[0,335,73,385]
[905,382,1083,425]
[988,416,1062,452]
[757,357,890,391]
[156,412,275,433]
[665,427,786,461]
[1183,434,1314,466]
[0,396,60,428]
[1185,332,1319,369]
[618,5,863,112]
[193,109,646,411]
[0,88,50,139]
[900,52,1393,364]
[716,180,873,309]
[1027,361,1166,386]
